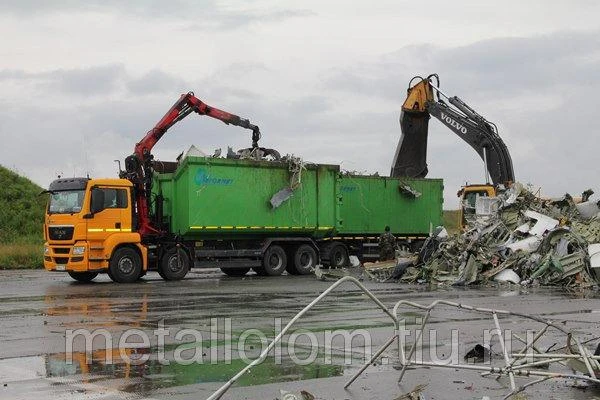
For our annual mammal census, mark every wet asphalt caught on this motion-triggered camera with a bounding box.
[0,269,599,400]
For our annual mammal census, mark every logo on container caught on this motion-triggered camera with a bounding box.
[195,168,234,186]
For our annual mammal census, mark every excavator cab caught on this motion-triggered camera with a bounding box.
[457,184,497,230]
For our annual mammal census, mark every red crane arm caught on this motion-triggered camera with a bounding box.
[124,92,261,236]
[134,92,260,162]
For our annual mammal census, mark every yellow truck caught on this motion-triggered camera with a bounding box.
[44,93,261,283]
[43,92,444,283]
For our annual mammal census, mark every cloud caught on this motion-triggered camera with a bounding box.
[184,8,315,31]
[2,26,600,209]
[0,1,315,31]
[326,30,600,100]
[127,69,187,95]
[321,29,600,204]
[0,65,126,96]
[0,64,192,98]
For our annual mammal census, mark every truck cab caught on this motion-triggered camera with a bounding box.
[43,177,147,283]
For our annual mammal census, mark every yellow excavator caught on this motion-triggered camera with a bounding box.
[391,74,515,230]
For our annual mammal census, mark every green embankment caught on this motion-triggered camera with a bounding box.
[0,165,46,269]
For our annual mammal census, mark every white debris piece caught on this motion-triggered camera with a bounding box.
[523,210,559,237]
[476,196,500,216]
[576,201,600,219]
[493,269,521,284]
[515,222,531,234]
[435,226,448,239]
[588,243,600,279]
[505,236,542,253]
[503,182,523,204]
[349,255,360,267]
[184,145,207,158]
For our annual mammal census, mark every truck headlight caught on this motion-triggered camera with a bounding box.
[44,246,50,255]
[72,246,86,255]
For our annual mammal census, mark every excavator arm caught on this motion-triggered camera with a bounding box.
[123,92,261,235]
[391,75,515,186]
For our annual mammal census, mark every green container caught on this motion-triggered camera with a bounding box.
[155,157,340,238]
[337,175,443,237]
[154,157,442,240]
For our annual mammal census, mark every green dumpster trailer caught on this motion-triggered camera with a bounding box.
[153,156,443,276]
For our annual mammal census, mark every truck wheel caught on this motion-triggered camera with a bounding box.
[262,245,287,276]
[287,245,317,275]
[109,247,142,283]
[221,267,250,277]
[329,243,349,268]
[159,248,190,281]
[68,271,98,282]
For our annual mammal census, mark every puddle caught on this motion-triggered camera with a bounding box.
[43,345,346,393]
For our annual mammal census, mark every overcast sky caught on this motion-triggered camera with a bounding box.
[1,0,599,207]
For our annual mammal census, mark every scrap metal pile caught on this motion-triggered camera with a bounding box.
[376,183,600,287]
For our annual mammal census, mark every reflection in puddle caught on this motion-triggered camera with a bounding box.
[45,347,344,393]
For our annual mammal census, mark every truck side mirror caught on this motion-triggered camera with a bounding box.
[90,188,105,214]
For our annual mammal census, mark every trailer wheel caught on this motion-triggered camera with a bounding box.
[329,243,349,268]
[220,267,250,277]
[262,245,287,276]
[287,245,317,275]
[109,247,142,283]
[68,271,98,283]
[159,248,190,281]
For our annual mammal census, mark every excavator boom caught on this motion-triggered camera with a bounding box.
[391,75,515,186]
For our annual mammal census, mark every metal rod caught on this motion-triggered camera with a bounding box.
[510,357,568,370]
[575,338,597,378]
[511,353,600,360]
[493,312,516,390]
[483,147,490,184]
[344,334,397,389]
[206,276,398,400]
[398,310,432,382]
[427,80,450,100]
[404,360,600,383]
[502,377,553,400]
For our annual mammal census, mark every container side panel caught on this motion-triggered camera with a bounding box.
[170,158,328,237]
[338,176,443,236]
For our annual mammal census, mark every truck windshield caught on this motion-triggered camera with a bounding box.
[48,190,85,214]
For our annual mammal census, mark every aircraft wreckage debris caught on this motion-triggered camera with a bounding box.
[363,183,600,288]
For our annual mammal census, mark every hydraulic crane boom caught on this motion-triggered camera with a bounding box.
[122,92,261,236]
[391,74,515,186]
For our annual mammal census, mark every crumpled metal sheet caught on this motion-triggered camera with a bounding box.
[387,183,600,288]
[270,187,294,208]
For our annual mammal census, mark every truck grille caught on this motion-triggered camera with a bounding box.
[53,257,69,264]
[49,226,74,241]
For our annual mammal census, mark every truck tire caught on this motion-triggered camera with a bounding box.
[159,248,190,281]
[329,243,349,268]
[68,271,98,282]
[109,247,142,283]
[262,245,287,276]
[221,267,250,277]
[287,244,317,275]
